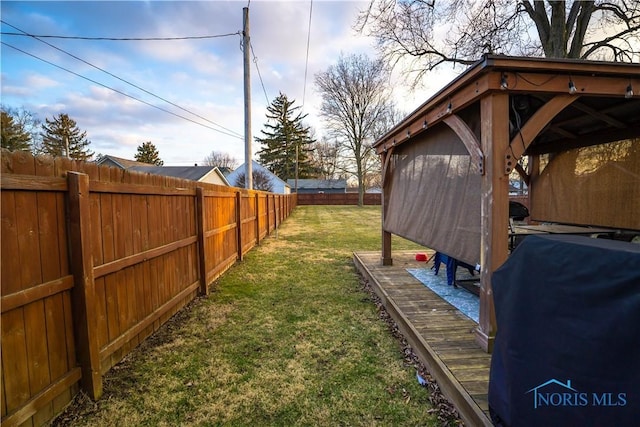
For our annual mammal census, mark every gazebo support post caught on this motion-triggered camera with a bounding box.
[381,150,393,265]
[476,93,510,353]
[382,229,393,265]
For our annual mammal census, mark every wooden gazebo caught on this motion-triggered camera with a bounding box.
[375,54,640,352]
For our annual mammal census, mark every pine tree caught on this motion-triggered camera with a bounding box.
[41,113,93,160]
[1,110,31,152]
[256,92,316,181]
[134,141,164,165]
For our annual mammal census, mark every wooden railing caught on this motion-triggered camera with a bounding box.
[0,150,296,426]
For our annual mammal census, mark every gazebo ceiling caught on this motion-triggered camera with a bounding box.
[374,54,640,157]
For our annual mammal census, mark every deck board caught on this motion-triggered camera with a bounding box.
[354,251,492,426]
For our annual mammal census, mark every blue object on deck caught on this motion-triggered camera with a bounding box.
[432,252,477,287]
[407,268,479,323]
[416,372,427,386]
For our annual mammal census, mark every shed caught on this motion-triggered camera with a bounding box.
[375,54,639,352]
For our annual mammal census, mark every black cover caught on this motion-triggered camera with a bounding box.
[508,201,529,221]
[489,235,640,427]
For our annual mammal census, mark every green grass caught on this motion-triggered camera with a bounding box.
[57,206,442,426]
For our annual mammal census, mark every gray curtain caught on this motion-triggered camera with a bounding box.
[532,139,640,230]
[384,123,482,265]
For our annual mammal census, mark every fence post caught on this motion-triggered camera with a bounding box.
[236,191,243,261]
[255,193,260,245]
[196,187,208,295]
[67,171,102,400]
[266,194,271,234]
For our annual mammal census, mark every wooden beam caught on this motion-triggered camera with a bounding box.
[514,162,530,186]
[255,193,260,245]
[236,191,243,261]
[380,151,393,265]
[497,72,639,97]
[0,174,67,191]
[529,124,640,155]
[505,94,579,174]
[443,115,485,175]
[196,187,208,295]
[90,180,195,196]
[477,93,510,353]
[570,100,626,128]
[380,146,395,187]
[92,236,197,279]
[67,172,102,399]
[0,368,82,427]
[1,275,74,313]
[547,125,578,139]
[376,75,491,154]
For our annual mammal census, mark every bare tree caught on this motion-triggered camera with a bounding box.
[203,150,239,170]
[310,137,340,180]
[315,53,397,206]
[356,0,640,85]
[234,169,274,192]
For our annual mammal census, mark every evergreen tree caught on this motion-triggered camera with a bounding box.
[1,110,31,152]
[41,113,93,160]
[256,92,316,181]
[134,141,164,165]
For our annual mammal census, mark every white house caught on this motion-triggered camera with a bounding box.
[225,160,291,194]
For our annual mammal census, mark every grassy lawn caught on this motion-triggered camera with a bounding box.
[57,206,445,426]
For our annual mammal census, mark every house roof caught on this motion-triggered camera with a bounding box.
[227,161,291,189]
[218,166,232,176]
[96,155,154,169]
[129,165,224,182]
[286,179,347,189]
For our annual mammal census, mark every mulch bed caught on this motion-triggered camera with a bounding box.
[359,273,464,427]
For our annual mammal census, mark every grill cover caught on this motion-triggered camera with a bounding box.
[489,235,640,427]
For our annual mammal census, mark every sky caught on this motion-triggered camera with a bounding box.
[1,0,458,166]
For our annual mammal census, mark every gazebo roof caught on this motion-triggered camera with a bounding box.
[375,54,640,161]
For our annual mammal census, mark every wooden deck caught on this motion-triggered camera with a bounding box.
[354,251,493,426]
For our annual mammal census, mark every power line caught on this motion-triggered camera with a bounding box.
[2,41,244,139]
[2,20,244,139]
[0,31,242,41]
[250,42,270,104]
[302,0,313,107]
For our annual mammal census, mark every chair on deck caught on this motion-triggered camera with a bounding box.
[432,252,478,287]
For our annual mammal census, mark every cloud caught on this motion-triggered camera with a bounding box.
[1,1,456,166]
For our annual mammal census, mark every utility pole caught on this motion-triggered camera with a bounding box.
[295,141,299,193]
[243,6,253,190]
[64,134,70,159]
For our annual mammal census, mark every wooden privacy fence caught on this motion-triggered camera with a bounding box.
[296,193,381,205]
[0,150,296,427]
